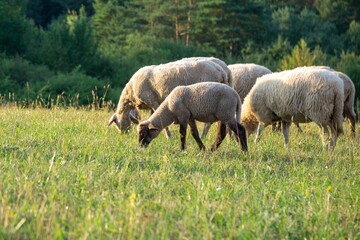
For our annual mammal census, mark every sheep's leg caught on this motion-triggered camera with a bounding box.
[344,106,356,137]
[227,120,248,152]
[321,125,331,149]
[255,124,265,144]
[189,120,206,150]
[349,116,356,137]
[164,127,172,138]
[330,124,340,150]
[281,121,291,147]
[179,123,187,150]
[211,122,227,151]
[200,123,212,139]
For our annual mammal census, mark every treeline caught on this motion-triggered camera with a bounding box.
[0,0,359,107]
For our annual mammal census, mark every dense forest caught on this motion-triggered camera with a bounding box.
[0,0,359,108]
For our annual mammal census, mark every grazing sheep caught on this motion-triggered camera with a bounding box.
[137,82,248,152]
[181,57,233,86]
[201,63,272,138]
[310,66,357,136]
[228,63,272,101]
[274,66,357,136]
[108,59,228,137]
[241,67,344,149]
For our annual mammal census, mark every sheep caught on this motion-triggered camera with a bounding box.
[241,67,344,149]
[310,66,357,136]
[228,63,272,101]
[181,57,233,86]
[201,63,272,138]
[108,59,228,137]
[273,66,357,136]
[136,82,248,152]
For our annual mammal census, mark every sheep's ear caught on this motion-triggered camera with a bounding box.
[108,113,119,126]
[148,123,158,131]
[129,110,139,124]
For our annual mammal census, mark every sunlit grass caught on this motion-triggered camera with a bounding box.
[0,107,359,239]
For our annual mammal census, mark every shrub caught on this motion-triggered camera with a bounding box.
[38,69,112,107]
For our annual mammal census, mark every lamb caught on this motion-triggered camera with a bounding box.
[137,82,248,152]
[201,63,272,138]
[108,59,228,137]
[241,67,344,149]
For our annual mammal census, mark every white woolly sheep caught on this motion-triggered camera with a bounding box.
[309,66,357,136]
[137,82,248,152]
[274,66,357,136]
[241,67,344,149]
[181,57,233,86]
[108,59,228,137]
[228,63,272,101]
[201,63,272,138]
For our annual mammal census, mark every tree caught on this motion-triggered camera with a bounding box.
[0,0,35,56]
[190,0,272,57]
[26,0,94,28]
[343,21,360,53]
[38,7,102,75]
[279,39,318,70]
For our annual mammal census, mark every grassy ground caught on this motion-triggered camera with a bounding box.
[0,107,358,239]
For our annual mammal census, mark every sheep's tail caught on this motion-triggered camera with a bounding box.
[332,88,344,136]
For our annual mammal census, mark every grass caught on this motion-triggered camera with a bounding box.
[0,106,358,239]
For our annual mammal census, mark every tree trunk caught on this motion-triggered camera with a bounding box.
[186,0,192,46]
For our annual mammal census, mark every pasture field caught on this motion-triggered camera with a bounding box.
[0,107,358,239]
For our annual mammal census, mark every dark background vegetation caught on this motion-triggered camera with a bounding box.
[0,0,359,108]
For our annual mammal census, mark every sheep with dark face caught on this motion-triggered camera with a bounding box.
[137,82,248,152]
[108,60,228,137]
[241,67,344,149]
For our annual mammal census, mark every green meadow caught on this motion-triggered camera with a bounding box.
[0,107,358,239]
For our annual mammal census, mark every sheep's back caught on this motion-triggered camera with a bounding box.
[180,57,232,86]
[150,60,226,100]
[247,68,344,125]
[228,63,272,100]
[169,82,240,123]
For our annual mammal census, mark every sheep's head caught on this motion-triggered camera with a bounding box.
[241,111,259,137]
[137,122,159,148]
[108,110,140,133]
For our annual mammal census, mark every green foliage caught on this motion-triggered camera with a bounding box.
[314,0,352,33]
[0,108,358,238]
[0,55,118,107]
[271,6,341,53]
[122,33,206,67]
[279,39,318,70]
[0,0,36,56]
[336,51,360,101]
[38,69,113,106]
[238,35,292,71]
[1,0,360,106]
[34,7,103,76]
[0,55,54,101]
[191,0,273,57]
[26,0,94,27]
[343,20,360,53]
